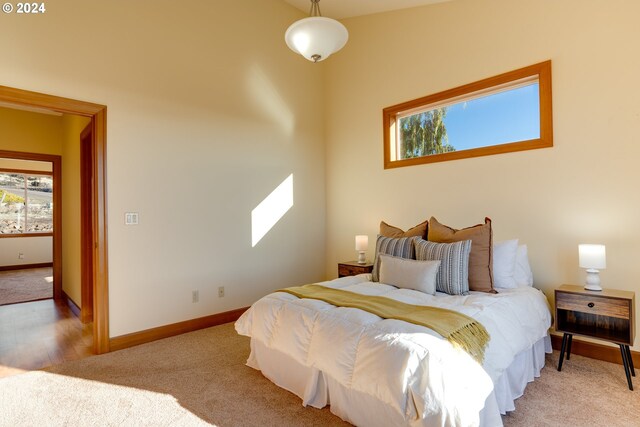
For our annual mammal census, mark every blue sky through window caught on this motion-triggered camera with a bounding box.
[443,83,540,151]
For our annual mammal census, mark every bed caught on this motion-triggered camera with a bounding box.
[235,224,552,426]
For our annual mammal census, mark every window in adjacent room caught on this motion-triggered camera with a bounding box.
[0,171,54,235]
[383,61,552,168]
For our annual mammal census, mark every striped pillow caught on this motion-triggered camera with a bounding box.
[372,235,418,282]
[414,238,472,295]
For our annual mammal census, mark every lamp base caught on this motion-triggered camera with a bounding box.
[584,269,602,291]
[357,251,366,264]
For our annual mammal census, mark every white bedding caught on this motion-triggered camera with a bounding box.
[235,274,552,426]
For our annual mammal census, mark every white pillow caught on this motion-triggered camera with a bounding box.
[515,244,534,287]
[493,239,519,289]
[378,254,441,295]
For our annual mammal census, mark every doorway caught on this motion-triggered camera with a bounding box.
[0,84,109,354]
[0,153,59,304]
[0,151,61,297]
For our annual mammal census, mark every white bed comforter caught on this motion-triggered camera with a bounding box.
[235,274,551,426]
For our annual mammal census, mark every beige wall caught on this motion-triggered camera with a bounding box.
[0,0,325,336]
[0,107,61,266]
[325,0,640,350]
[0,107,63,155]
[60,114,90,306]
[0,159,52,172]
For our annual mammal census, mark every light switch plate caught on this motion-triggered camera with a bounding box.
[125,212,139,225]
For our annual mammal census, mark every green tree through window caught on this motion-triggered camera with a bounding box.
[399,108,454,159]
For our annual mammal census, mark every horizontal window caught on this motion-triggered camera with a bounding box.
[383,61,553,168]
[0,171,53,235]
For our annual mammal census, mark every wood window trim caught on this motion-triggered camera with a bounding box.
[383,60,553,169]
[0,232,54,239]
[0,168,53,175]
[0,167,55,237]
[0,84,110,355]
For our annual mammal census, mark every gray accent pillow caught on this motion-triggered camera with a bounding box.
[372,235,418,282]
[414,238,472,295]
[378,254,441,295]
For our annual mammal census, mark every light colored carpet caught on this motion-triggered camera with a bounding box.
[0,322,347,427]
[0,267,52,305]
[0,322,638,426]
[503,350,640,427]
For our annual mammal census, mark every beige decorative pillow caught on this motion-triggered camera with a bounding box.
[380,220,428,239]
[427,216,495,293]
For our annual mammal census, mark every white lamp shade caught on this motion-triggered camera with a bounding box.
[579,244,606,269]
[355,235,368,251]
[285,17,348,62]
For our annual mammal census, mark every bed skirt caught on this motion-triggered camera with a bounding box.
[247,334,551,427]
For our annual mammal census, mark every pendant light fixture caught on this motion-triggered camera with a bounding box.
[285,0,348,63]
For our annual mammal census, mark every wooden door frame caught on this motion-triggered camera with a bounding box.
[0,150,61,299]
[0,84,110,354]
[80,123,94,324]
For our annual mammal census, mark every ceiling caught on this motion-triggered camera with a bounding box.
[283,0,450,19]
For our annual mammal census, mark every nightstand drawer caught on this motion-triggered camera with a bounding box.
[556,292,630,320]
[339,264,365,277]
[338,262,373,277]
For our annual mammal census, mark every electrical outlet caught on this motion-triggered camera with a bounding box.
[218,286,225,298]
[192,290,199,303]
[18,253,24,259]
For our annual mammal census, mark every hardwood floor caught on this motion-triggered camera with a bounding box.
[0,299,93,378]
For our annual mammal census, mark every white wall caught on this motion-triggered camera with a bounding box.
[324,0,640,350]
[0,0,326,336]
[0,236,52,266]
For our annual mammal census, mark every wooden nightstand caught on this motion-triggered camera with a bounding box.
[338,261,373,278]
[555,284,636,390]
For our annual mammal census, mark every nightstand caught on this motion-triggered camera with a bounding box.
[555,284,636,390]
[338,261,373,278]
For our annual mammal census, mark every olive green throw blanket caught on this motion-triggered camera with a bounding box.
[279,284,490,363]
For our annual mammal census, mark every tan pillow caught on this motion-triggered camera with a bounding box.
[380,220,428,239]
[427,216,495,293]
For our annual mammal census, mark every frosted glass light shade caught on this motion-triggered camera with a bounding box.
[285,17,348,63]
[579,244,606,269]
[355,235,368,251]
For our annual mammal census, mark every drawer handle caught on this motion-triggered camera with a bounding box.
[588,302,595,308]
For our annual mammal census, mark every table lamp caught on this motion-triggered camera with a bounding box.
[579,244,606,291]
[355,235,368,264]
